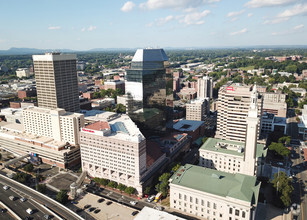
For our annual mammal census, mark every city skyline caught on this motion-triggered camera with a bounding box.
[1,0,306,50]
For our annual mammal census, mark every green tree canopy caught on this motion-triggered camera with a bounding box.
[23,163,34,172]
[56,190,68,204]
[117,184,127,192]
[124,187,136,195]
[278,136,291,145]
[271,171,293,207]
[108,181,118,189]
[268,142,290,157]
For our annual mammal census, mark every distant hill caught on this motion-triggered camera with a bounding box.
[0,47,76,55]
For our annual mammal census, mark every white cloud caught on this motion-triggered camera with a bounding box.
[157,15,174,26]
[81,27,86,32]
[230,17,238,22]
[140,0,219,10]
[293,24,304,30]
[230,28,248,36]
[88,25,97,31]
[179,10,210,25]
[227,10,245,17]
[277,3,307,18]
[121,1,136,12]
[263,17,289,24]
[248,13,253,17]
[245,0,295,8]
[48,26,61,30]
[145,22,154,27]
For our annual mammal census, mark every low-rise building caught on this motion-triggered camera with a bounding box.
[169,164,260,220]
[0,122,80,168]
[199,138,267,176]
[16,68,30,78]
[262,93,287,118]
[135,206,186,220]
[91,98,115,110]
[173,120,205,141]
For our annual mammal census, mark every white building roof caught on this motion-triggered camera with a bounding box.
[173,120,204,132]
[134,207,186,220]
[132,49,168,62]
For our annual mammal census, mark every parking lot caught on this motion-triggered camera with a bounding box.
[71,192,137,220]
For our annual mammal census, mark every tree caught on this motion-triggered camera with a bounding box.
[278,136,291,145]
[23,163,34,172]
[56,190,68,204]
[117,184,127,192]
[285,64,297,73]
[156,173,171,197]
[108,181,118,189]
[271,172,293,207]
[115,104,126,113]
[124,187,136,195]
[171,163,181,173]
[36,184,46,193]
[268,142,290,157]
[13,172,30,184]
[144,186,151,195]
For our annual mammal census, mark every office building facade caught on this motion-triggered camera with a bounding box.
[33,53,80,112]
[215,84,262,142]
[125,49,172,136]
[186,98,210,121]
[197,76,213,99]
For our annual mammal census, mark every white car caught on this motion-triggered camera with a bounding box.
[147,195,155,202]
[20,197,27,202]
[130,201,138,205]
[3,185,10,190]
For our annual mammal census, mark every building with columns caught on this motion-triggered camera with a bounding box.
[169,164,260,220]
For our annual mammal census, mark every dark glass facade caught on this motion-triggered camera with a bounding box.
[126,50,173,137]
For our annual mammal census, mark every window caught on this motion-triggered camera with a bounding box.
[195,198,198,204]
[184,195,187,201]
[229,208,233,214]
[242,211,246,218]
[207,201,210,208]
[213,203,217,209]
[190,196,193,202]
[179,193,182,199]
[235,209,239,216]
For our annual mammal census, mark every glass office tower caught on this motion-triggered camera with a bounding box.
[125,49,173,137]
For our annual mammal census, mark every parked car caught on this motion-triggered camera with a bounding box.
[71,201,78,204]
[88,207,96,212]
[3,185,10,190]
[84,204,91,209]
[106,201,112,205]
[130,201,138,205]
[94,209,101,214]
[147,195,155,202]
[97,198,104,203]
[76,208,82,213]
[131,211,139,216]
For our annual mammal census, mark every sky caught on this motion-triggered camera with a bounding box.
[0,0,306,50]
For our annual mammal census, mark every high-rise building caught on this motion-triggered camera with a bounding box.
[33,52,80,112]
[215,84,262,142]
[197,76,213,99]
[125,49,172,136]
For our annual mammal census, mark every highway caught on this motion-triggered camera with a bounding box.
[0,174,83,220]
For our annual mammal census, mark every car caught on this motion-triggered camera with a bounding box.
[84,204,91,209]
[130,201,138,205]
[9,196,17,201]
[106,201,112,205]
[3,185,10,190]
[131,211,139,216]
[20,197,27,202]
[94,209,101,214]
[24,217,33,220]
[43,214,52,219]
[71,201,78,204]
[76,208,82,213]
[26,208,34,215]
[147,195,155,202]
[0,208,7,213]
[154,206,163,211]
[97,198,104,203]
[88,207,96,212]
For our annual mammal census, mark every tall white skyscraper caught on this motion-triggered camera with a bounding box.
[33,52,80,112]
[197,76,213,99]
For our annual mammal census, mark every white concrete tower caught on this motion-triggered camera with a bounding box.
[242,84,259,176]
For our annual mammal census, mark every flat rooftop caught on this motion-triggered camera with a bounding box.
[200,138,267,158]
[173,120,204,132]
[170,164,260,205]
[135,207,186,220]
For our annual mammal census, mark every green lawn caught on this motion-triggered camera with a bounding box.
[239,66,255,71]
